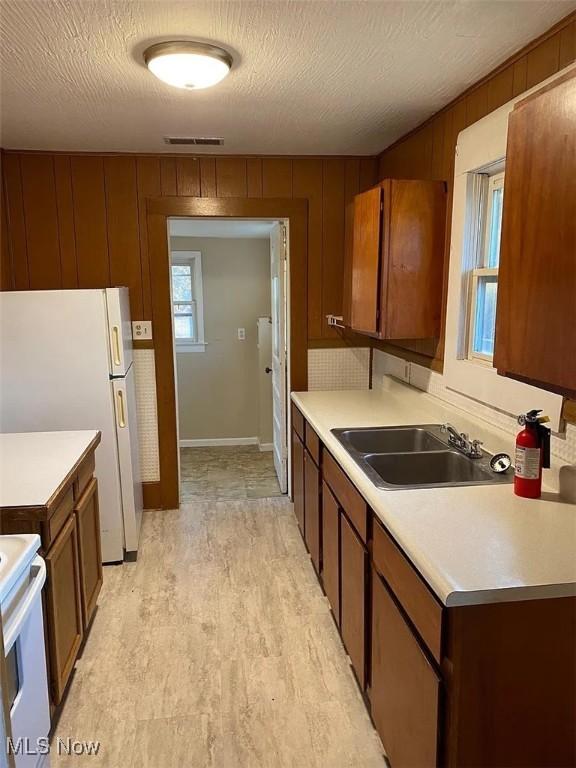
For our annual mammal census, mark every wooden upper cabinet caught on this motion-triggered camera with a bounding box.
[494,71,576,396]
[347,179,446,340]
[350,187,382,334]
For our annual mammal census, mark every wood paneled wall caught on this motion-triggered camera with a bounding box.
[377,11,576,370]
[0,152,378,343]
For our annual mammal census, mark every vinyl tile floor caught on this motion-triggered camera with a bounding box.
[50,498,387,767]
[180,446,283,501]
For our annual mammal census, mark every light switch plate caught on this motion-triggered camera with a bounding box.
[237,328,246,340]
[132,320,153,341]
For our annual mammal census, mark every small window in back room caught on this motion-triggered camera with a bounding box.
[171,251,205,350]
[467,170,504,362]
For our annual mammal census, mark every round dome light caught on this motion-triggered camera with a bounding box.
[144,41,232,90]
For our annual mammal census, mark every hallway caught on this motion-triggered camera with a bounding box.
[179,445,283,501]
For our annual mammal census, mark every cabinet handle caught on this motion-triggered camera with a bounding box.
[112,326,121,366]
[117,389,126,428]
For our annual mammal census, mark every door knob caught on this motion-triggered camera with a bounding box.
[265,367,272,374]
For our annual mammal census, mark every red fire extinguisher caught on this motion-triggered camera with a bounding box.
[514,410,551,499]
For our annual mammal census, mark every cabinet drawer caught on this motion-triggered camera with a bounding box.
[373,518,443,662]
[46,487,74,549]
[371,570,440,767]
[75,478,103,629]
[75,452,96,500]
[323,452,368,543]
[341,513,368,689]
[305,422,321,466]
[304,450,321,574]
[292,430,305,534]
[45,514,84,705]
[291,403,305,441]
[321,482,340,625]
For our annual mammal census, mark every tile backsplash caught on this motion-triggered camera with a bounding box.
[307,347,371,391]
[372,350,576,465]
[133,349,160,482]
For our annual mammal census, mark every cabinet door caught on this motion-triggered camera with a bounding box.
[292,429,305,535]
[45,514,84,705]
[321,481,340,625]
[340,512,367,688]
[350,186,382,334]
[371,570,440,768]
[383,179,445,340]
[494,72,576,395]
[304,451,321,573]
[75,478,103,630]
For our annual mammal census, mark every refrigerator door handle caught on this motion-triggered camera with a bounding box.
[116,389,126,428]
[112,325,122,367]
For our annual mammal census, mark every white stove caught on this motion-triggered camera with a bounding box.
[0,534,50,767]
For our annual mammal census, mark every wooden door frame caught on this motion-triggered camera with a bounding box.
[146,196,308,510]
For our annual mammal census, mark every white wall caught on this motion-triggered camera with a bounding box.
[172,236,271,442]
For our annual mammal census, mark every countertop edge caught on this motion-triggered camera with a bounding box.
[0,430,101,515]
[291,390,576,608]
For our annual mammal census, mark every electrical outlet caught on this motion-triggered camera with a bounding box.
[132,320,153,341]
[237,327,246,341]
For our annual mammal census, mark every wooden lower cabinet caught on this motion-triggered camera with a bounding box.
[304,450,321,573]
[292,430,305,535]
[340,512,367,689]
[75,478,103,629]
[371,569,440,767]
[0,437,103,714]
[289,408,576,766]
[45,515,84,705]
[321,482,340,625]
[443,598,576,767]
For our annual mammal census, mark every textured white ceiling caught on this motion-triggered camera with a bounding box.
[0,0,573,155]
[169,218,274,238]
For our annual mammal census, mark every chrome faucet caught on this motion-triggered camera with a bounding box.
[441,423,483,459]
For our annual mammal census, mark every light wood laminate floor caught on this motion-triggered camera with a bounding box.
[51,499,386,767]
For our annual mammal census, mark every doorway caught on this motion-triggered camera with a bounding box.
[146,195,307,510]
[167,217,289,501]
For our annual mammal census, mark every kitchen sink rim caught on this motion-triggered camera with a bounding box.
[331,425,514,491]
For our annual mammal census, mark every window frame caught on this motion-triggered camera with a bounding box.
[170,251,206,352]
[467,170,504,363]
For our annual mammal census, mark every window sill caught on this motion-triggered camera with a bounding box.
[467,354,494,368]
[175,342,206,353]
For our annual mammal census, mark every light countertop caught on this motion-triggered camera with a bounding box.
[0,430,100,510]
[292,380,576,607]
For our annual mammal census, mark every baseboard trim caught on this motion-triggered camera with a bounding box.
[258,442,274,452]
[179,437,259,448]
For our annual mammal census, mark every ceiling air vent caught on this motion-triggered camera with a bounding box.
[164,136,224,146]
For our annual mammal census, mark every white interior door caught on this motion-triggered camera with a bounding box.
[257,317,274,449]
[270,222,288,493]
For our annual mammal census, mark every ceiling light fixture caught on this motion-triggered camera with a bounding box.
[144,41,232,90]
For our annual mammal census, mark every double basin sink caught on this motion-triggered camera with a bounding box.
[331,425,513,490]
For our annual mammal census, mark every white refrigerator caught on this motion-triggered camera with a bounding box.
[0,288,143,563]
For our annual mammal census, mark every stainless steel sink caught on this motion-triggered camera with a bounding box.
[331,425,513,490]
[336,426,447,454]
